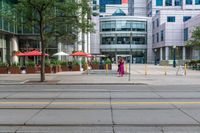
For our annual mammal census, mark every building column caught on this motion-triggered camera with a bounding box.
[182,47,186,60]
[58,42,62,61]
[160,47,163,60]
[10,37,19,63]
[165,47,169,60]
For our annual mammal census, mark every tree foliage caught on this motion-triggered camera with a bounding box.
[186,26,200,47]
[0,0,94,81]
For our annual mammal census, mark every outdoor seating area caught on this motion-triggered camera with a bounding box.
[0,50,113,74]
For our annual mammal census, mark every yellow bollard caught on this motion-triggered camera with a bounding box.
[86,63,88,75]
[106,64,108,75]
[184,64,187,76]
[164,65,167,76]
[145,64,147,76]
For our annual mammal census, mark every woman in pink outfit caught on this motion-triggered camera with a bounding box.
[119,58,124,77]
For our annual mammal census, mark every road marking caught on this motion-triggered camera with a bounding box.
[1,101,200,105]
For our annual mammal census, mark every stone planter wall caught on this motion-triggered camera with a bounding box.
[0,67,8,74]
[9,67,21,74]
[26,67,36,74]
[45,66,52,73]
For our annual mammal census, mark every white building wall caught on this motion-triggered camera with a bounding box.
[128,0,147,16]
[90,16,100,54]
[152,10,200,49]
[147,18,153,63]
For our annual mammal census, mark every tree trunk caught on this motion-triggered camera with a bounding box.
[40,41,45,82]
[40,18,45,82]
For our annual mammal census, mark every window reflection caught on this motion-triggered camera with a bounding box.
[101,20,146,32]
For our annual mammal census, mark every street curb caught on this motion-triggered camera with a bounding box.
[0,82,147,86]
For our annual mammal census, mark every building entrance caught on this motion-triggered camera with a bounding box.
[116,55,132,64]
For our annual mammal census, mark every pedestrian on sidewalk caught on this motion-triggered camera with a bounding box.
[119,57,124,77]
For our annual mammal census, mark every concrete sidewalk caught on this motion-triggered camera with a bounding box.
[0,64,200,85]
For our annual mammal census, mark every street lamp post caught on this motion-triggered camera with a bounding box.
[173,45,176,68]
[154,49,157,65]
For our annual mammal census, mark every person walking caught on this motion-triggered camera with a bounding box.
[119,58,124,77]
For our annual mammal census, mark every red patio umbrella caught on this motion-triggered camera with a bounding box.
[70,51,88,57]
[15,52,25,56]
[85,54,93,58]
[24,50,49,56]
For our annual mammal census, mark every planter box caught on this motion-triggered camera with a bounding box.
[0,67,8,74]
[53,66,61,73]
[9,67,20,74]
[91,64,99,70]
[72,65,80,71]
[45,66,52,73]
[61,66,69,71]
[26,67,36,74]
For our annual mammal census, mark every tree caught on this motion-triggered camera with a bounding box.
[186,26,200,47]
[186,26,200,60]
[0,0,93,82]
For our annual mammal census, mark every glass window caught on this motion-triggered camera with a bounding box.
[156,10,160,14]
[153,21,155,29]
[101,36,116,45]
[153,34,155,43]
[117,36,130,44]
[132,22,146,32]
[161,30,164,41]
[156,19,159,27]
[132,37,146,45]
[101,21,116,32]
[184,28,188,41]
[165,0,172,6]
[183,16,191,22]
[116,21,127,31]
[195,0,200,5]
[156,33,159,42]
[156,0,163,6]
[186,0,192,4]
[175,0,182,6]
[167,16,176,22]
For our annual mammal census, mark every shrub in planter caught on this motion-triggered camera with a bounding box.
[45,61,52,73]
[26,61,36,74]
[9,62,21,74]
[61,61,69,71]
[51,60,62,73]
[72,60,80,71]
[0,62,8,74]
[81,59,87,71]
[91,60,99,69]
[105,58,112,70]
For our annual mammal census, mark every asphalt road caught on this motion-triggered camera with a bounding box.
[1,85,200,133]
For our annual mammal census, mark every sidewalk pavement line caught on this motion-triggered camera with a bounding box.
[20,80,29,84]
[1,101,200,105]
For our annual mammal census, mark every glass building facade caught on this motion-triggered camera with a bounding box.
[100,18,147,64]
[100,0,121,12]
[0,0,59,63]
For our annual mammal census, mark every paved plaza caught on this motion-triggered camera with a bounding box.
[0,64,200,85]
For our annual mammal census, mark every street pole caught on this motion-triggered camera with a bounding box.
[129,33,132,81]
[154,49,157,65]
[173,45,176,68]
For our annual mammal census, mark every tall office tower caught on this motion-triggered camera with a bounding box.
[100,0,122,12]
[147,0,200,17]
[128,0,147,16]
